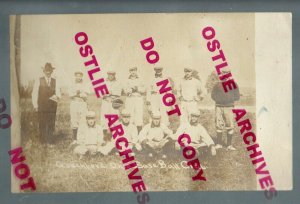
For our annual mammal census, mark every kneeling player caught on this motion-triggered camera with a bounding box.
[73,111,110,158]
[174,110,217,157]
[139,111,173,158]
[120,109,143,151]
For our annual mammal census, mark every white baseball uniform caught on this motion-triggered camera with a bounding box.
[124,76,145,127]
[178,78,205,124]
[174,123,215,148]
[122,123,140,148]
[139,123,173,149]
[69,82,89,129]
[100,79,122,129]
[74,123,104,155]
[146,76,170,126]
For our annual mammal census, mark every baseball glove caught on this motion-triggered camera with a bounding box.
[112,98,124,109]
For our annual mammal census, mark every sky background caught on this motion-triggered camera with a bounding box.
[18,13,255,90]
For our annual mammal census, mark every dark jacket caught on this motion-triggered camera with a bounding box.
[211,82,240,107]
[38,77,57,112]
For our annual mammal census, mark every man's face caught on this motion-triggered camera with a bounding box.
[108,74,115,81]
[75,74,83,83]
[184,71,192,78]
[152,118,161,126]
[122,116,131,124]
[130,70,137,76]
[86,117,96,127]
[155,70,162,76]
[44,70,53,78]
[190,115,199,125]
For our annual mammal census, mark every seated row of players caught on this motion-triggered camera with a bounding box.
[73,109,217,159]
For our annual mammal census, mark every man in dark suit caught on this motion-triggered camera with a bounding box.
[32,63,60,144]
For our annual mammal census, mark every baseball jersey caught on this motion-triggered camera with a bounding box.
[77,123,104,145]
[69,81,89,101]
[175,123,214,146]
[139,123,173,142]
[178,78,205,101]
[122,123,139,144]
[124,76,145,96]
[106,79,122,96]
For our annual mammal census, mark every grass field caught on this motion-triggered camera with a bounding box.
[20,94,257,192]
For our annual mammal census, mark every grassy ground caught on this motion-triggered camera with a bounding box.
[20,94,257,192]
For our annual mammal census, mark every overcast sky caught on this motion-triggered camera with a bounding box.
[19,13,255,90]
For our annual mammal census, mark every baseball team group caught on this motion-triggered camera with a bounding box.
[31,62,240,159]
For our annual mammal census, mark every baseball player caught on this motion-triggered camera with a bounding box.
[120,109,142,151]
[211,69,240,151]
[177,68,206,124]
[124,67,146,133]
[100,71,123,132]
[205,71,219,94]
[146,67,170,126]
[73,111,108,158]
[173,110,217,157]
[139,111,173,158]
[69,71,89,140]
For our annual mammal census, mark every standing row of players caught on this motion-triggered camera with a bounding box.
[69,66,240,158]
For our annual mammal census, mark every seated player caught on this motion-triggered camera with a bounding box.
[174,109,217,157]
[139,111,173,158]
[73,111,110,158]
[120,109,142,151]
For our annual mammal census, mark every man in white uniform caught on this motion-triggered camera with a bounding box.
[139,111,173,158]
[173,110,217,157]
[177,68,206,124]
[124,67,146,132]
[120,109,142,151]
[69,71,89,140]
[146,67,170,126]
[101,71,123,133]
[74,111,109,158]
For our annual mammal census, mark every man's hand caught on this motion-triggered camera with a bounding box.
[142,139,149,144]
[211,145,217,156]
[52,95,59,100]
[80,93,87,99]
[194,96,203,101]
[132,86,138,92]
[33,107,38,112]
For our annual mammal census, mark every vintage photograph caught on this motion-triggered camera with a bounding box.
[10,13,273,193]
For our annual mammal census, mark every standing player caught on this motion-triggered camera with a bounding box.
[177,68,206,124]
[124,67,146,133]
[100,71,123,134]
[211,69,240,151]
[146,67,170,126]
[69,71,88,141]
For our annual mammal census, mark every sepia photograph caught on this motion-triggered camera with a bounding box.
[9,13,291,193]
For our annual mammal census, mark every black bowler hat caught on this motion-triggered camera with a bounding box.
[74,71,83,76]
[184,68,192,72]
[129,67,137,71]
[154,67,163,71]
[42,63,55,71]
